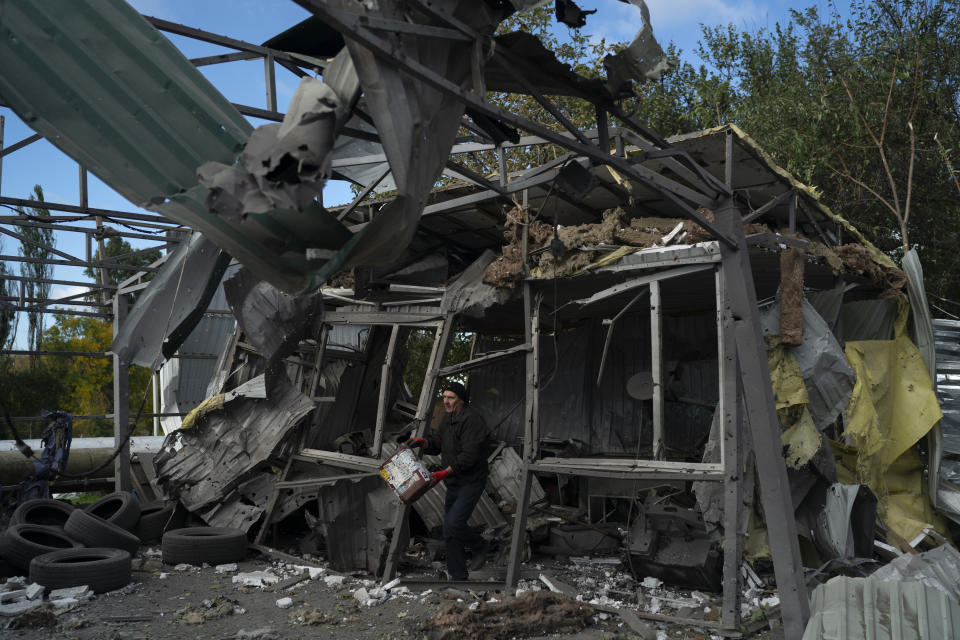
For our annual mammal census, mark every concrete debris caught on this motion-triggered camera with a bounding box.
[49,585,92,601]
[274,597,293,609]
[215,563,239,573]
[0,598,44,616]
[323,575,345,588]
[232,571,281,588]
[0,589,26,603]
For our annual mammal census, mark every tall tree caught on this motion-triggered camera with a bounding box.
[42,314,154,436]
[634,0,960,297]
[15,185,55,363]
[83,235,162,305]
[0,239,16,350]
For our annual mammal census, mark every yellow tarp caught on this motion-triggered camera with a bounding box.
[836,302,944,541]
[767,337,822,468]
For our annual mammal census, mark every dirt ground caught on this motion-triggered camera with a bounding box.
[2,544,786,640]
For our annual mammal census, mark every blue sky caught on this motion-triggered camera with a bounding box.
[0,0,828,346]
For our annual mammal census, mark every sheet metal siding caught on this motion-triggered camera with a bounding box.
[934,319,960,457]
[804,577,960,640]
[0,0,250,205]
[470,312,717,453]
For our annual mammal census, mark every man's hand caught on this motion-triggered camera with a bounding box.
[404,437,426,449]
[430,469,450,485]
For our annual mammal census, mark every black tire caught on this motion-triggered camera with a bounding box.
[0,524,84,571]
[65,509,140,556]
[30,547,131,593]
[10,499,75,529]
[161,527,246,566]
[135,502,180,543]
[85,491,141,532]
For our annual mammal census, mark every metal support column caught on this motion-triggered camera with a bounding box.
[112,294,131,491]
[264,54,277,113]
[717,267,743,630]
[505,287,539,587]
[382,315,457,580]
[716,213,808,638]
[0,115,5,193]
[650,280,664,459]
[152,371,161,436]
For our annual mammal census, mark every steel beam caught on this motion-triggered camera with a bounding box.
[717,267,743,630]
[0,132,42,157]
[113,295,131,492]
[716,194,809,638]
[294,1,736,247]
[0,197,178,225]
[650,280,664,460]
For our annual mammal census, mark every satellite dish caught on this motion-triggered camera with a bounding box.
[626,372,653,400]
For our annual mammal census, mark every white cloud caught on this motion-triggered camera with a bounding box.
[49,284,95,307]
[582,0,781,52]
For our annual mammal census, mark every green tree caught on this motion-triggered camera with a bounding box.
[42,314,154,436]
[16,185,54,363]
[84,235,162,304]
[637,0,960,296]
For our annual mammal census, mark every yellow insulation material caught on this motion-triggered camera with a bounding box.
[179,393,226,431]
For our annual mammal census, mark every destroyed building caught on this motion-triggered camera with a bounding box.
[1,2,959,640]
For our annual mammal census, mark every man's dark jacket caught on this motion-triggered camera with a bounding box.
[424,405,489,486]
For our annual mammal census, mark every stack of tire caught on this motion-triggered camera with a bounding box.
[0,491,242,593]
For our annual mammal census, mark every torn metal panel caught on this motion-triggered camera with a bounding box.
[871,544,960,603]
[112,233,231,369]
[313,474,405,574]
[488,446,546,507]
[816,484,877,560]
[154,373,315,516]
[198,49,359,218]
[300,0,499,278]
[440,250,511,318]
[196,472,276,531]
[803,577,960,640]
[759,300,855,431]
[223,267,323,380]
[602,0,674,93]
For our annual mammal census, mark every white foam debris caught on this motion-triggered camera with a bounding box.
[323,575,345,587]
[641,577,662,589]
[232,571,280,588]
[275,597,293,609]
[215,563,238,573]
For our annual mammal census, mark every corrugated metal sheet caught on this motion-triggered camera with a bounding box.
[470,311,717,454]
[0,0,356,293]
[934,319,960,456]
[840,299,899,341]
[803,576,960,640]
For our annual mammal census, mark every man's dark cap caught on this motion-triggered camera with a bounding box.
[442,382,469,403]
